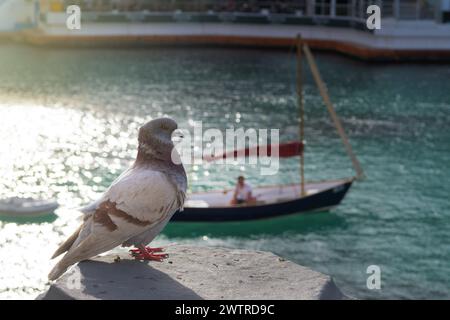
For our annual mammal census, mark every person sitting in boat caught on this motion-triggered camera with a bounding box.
[231,176,255,205]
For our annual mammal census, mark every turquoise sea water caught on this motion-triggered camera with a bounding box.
[0,44,449,299]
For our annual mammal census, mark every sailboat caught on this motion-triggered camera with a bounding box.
[171,36,364,222]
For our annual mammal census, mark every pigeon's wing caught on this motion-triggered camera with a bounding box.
[122,187,186,247]
[49,168,179,280]
[78,167,134,216]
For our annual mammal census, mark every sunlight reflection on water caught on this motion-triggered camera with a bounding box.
[0,103,141,298]
[0,46,449,299]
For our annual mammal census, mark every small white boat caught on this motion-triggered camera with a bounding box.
[0,197,59,218]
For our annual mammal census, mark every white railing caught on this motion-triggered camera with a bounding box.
[42,0,438,21]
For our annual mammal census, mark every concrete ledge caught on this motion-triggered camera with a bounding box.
[39,245,348,300]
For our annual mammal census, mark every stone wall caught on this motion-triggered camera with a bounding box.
[39,245,348,300]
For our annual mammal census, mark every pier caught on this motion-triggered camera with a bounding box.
[38,245,348,300]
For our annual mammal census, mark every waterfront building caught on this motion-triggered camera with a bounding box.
[1,1,450,60]
[34,1,448,22]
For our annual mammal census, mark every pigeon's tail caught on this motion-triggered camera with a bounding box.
[51,224,83,259]
[48,260,72,281]
[48,246,88,281]
[48,230,124,281]
[48,219,95,280]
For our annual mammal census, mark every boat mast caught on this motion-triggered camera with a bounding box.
[296,35,306,196]
[302,44,365,179]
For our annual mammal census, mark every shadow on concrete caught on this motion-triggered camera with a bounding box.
[318,278,347,300]
[78,259,203,300]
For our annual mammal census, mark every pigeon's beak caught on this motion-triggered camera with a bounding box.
[171,129,184,143]
[174,130,184,138]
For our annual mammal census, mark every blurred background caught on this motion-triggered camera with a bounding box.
[0,0,449,300]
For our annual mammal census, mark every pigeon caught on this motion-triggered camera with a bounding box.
[48,117,187,281]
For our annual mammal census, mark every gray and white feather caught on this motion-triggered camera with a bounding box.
[48,117,187,281]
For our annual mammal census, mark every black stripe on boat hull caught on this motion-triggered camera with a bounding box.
[171,180,353,222]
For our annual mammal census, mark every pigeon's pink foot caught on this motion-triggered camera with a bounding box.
[130,246,164,253]
[130,247,168,261]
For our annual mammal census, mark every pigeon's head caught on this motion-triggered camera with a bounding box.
[137,117,178,162]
